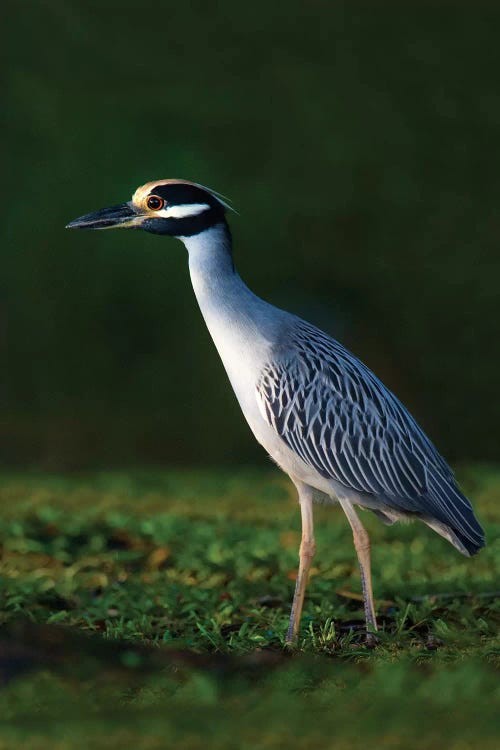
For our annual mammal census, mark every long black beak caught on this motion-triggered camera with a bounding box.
[66,202,139,230]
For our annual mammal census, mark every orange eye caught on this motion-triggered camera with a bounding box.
[147,195,165,211]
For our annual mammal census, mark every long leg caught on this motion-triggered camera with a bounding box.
[286,482,315,645]
[338,498,378,636]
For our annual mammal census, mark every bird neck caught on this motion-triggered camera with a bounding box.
[182,221,260,320]
[182,221,236,289]
[180,222,277,375]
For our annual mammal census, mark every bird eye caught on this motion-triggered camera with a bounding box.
[147,195,165,211]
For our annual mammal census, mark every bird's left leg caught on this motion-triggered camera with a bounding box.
[285,481,315,645]
[338,498,378,638]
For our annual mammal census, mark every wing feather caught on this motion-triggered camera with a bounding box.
[256,319,484,551]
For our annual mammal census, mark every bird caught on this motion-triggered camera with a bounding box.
[67,178,485,645]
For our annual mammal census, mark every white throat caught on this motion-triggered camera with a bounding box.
[178,223,278,413]
[180,223,235,301]
[179,223,231,259]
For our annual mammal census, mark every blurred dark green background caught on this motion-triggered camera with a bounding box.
[3,2,499,468]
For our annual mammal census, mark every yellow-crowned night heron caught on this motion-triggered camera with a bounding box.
[67,179,485,644]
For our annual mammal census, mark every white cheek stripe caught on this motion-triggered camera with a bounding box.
[158,203,211,219]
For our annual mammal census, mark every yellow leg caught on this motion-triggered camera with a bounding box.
[286,483,315,645]
[339,499,378,636]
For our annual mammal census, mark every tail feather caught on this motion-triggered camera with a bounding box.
[424,473,485,555]
[456,529,485,556]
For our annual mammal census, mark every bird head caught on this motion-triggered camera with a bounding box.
[66,179,232,237]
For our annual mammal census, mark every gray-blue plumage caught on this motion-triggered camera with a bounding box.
[67,178,486,642]
[257,318,484,556]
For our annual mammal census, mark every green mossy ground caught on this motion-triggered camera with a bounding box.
[0,467,498,748]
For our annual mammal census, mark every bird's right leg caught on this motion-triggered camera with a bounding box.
[338,498,378,640]
[285,482,315,645]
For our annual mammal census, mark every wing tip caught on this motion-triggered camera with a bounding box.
[420,513,485,556]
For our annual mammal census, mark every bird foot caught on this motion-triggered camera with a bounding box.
[365,631,380,648]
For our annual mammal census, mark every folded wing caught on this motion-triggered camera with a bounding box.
[256,319,484,554]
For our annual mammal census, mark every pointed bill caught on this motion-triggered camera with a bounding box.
[66,203,142,230]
